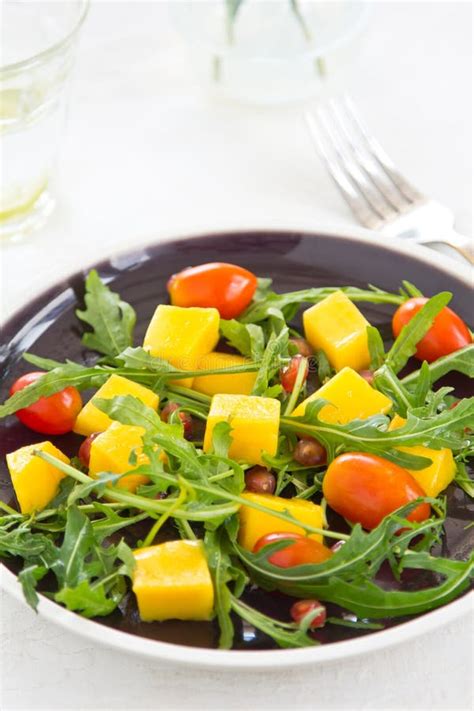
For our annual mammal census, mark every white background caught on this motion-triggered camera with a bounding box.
[1,2,472,709]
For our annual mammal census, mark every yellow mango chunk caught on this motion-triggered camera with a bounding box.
[192,352,256,396]
[132,540,214,622]
[238,492,324,549]
[303,291,371,372]
[6,441,69,514]
[292,367,392,423]
[389,415,456,496]
[89,422,150,493]
[203,394,280,465]
[143,304,220,388]
[74,374,159,437]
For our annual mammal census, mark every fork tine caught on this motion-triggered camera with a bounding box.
[343,96,424,203]
[316,107,398,221]
[328,98,410,213]
[305,111,383,230]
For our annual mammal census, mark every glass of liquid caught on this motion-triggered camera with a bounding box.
[0,1,89,240]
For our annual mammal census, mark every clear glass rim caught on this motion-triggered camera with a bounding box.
[0,0,90,77]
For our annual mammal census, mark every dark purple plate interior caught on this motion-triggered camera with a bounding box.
[1,231,472,651]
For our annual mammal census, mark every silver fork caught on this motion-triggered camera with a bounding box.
[305,96,473,265]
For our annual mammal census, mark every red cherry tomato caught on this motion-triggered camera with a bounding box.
[280,355,309,393]
[78,432,101,468]
[10,371,83,435]
[253,532,333,568]
[392,297,471,363]
[290,599,326,629]
[323,452,430,530]
[167,262,258,319]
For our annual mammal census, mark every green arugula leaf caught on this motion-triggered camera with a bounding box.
[18,564,48,610]
[280,397,474,461]
[219,320,265,360]
[204,528,247,649]
[317,349,334,384]
[55,581,117,618]
[402,344,474,387]
[412,361,432,408]
[0,364,107,418]
[367,326,386,370]
[76,270,136,357]
[56,506,96,587]
[400,281,423,298]
[230,595,317,648]
[116,346,177,373]
[252,328,289,396]
[280,553,473,618]
[374,365,415,417]
[385,292,452,374]
[23,353,71,370]
[240,285,405,325]
[211,421,233,458]
[454,461,474,498]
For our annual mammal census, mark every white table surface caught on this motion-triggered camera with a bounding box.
[1,2,472,710]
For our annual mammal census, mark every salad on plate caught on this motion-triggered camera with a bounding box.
[0,261,473,650]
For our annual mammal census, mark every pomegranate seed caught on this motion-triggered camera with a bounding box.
[358,369,375,386]
[289,338,314,358]
[290,599,326,629]
[245,466,276,494]
[78,432,100,468]
[280,355,309,393]
[293,437,327,467]
[161,402,193,439]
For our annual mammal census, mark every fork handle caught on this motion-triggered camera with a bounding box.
[424,231,474,266]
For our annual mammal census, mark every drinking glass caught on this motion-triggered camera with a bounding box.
[0,1,89,240]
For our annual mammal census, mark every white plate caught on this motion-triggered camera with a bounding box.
[1,225,472,670]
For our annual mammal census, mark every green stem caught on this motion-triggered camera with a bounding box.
[166,385,211,404]
[34,451,346,540]
[283,356,309,416]
[34,451,239,522]
[0,500,19,515]
[141,483,188,548]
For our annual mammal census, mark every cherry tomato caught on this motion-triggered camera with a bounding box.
[290,599,326,629]
[323,452,430,530]
[161,401,193,439]
[280,355,309,393]
[244,466,276,494]
[10,371,83,435]
[392,297,471,363]
[253,532,333,568]
[78,432,100,468]
[167,262,258,319]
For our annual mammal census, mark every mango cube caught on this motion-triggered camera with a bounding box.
[238,493,324,549]
[73,374,159,437]
[132,540,214,622]
[143,304,220,388]
[192,352,256,396]
[89,422,150,492]
[203,394,280,465]
[292,367,392,423]
[303,291,371,372]
[389,415,456,496]
[6,441,69,514]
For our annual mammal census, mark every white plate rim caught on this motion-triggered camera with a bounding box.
[1,224,472,670]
